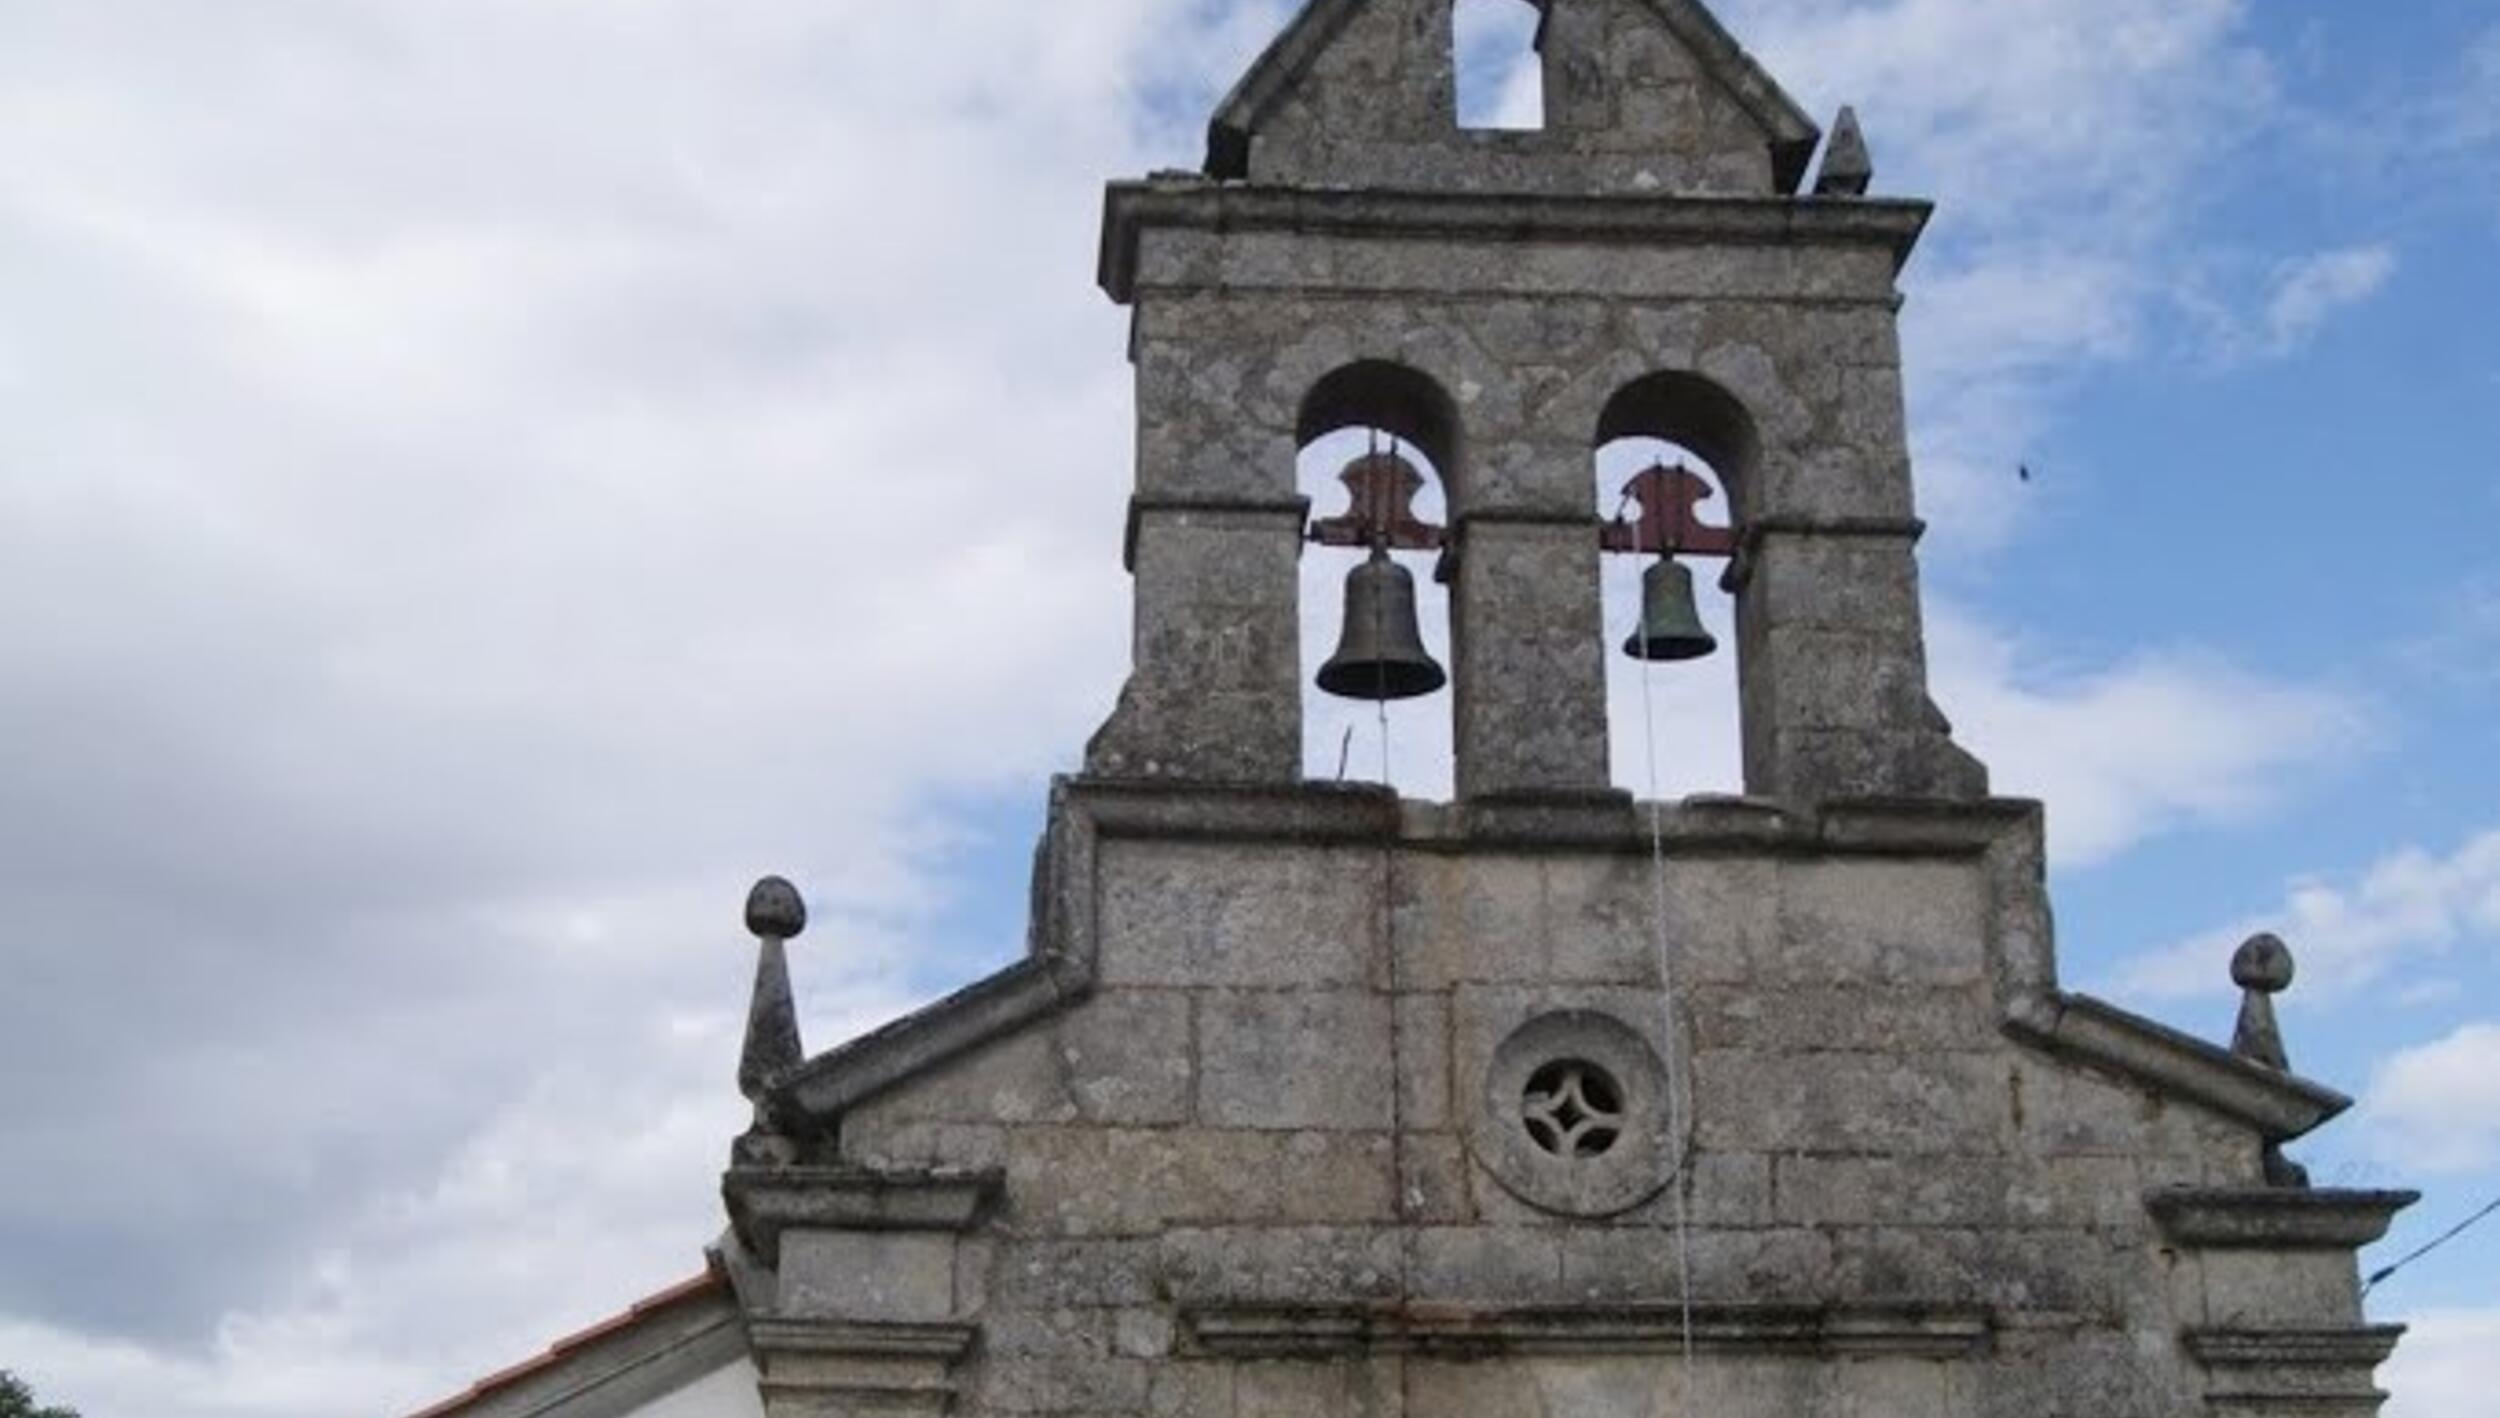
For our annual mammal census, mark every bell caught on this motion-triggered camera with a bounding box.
[1318,546,1447,701]
[1624,555,1717,662]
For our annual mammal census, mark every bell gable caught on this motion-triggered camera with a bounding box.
[1207,0,1822,195]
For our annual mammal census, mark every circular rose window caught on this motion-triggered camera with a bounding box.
[1471,1010,1676,1218]
[1522,1060,1625,1158]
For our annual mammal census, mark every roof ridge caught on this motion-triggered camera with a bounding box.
[401,1261,729,1418]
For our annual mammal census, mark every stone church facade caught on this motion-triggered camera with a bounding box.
[416,2,2414,1415]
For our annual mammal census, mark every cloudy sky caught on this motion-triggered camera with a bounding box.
[2,1,2495,1413]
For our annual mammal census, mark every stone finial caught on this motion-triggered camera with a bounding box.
[2230,932,2311,1189]
[1814,106,1873,197]
[745,875,808,942]
[2230,932,2294,1072]
[735,877,808,1166]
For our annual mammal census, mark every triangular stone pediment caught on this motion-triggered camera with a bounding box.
[1207,0,1821,195]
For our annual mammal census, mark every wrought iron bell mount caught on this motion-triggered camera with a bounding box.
[1308,439,1450,703]
[1604,462,1734,664]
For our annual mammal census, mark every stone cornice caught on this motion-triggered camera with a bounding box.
[1719,517,1928,593]
[1185,1303,1990,1359]
[773,781,1101,1125]
[774,955,1085,1122]
[1124,494,1309,573]
[2184,1326,2407,1368]
[2002,992,2352,1142]
[746,1316,978,1413]
[2147,1188,2418,1250]
[1099,180,1935,304]
[2185,1326,2408,1408]
[1068,778,2037,857]
[745,1316,979,1363]
[723,1168,1002,1266]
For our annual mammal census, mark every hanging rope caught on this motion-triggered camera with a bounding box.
[1372,435,1400,793]
[1622,491,1701,1407]
[1373,432,1418,1246]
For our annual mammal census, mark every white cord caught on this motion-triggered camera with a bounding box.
[1629,517,1701,1405]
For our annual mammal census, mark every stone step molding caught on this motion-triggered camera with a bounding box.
[1184,1302,1992,1359]
[725,1168,1002,1418]
[2186,1328,2409,1418]
[2147,1188,2418,1417]
[746,1317,976,1418]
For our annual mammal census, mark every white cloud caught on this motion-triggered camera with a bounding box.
[5,895,927,1418]
[2399,574,2500,691]
[1729,0,2266,235]
[1927,608,2366,867]
[2385,1308,2500,1418]
[2361,1023,2500,1175]
[2118,830,2500,1001]
[2445,26,2500,151]
[2168,242,2402,367]
[1726,0,2277,547]
[2258,245,2400,357]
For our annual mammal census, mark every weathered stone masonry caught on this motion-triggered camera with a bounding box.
[716,2,2414,1415]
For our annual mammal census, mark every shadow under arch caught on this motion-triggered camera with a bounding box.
[1594,371,1761,522]
[1300,360,1465,497]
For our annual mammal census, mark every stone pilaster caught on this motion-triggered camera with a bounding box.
[1449,514,1613,800]
[747,1318,975,1418]
[2187,1328,2409,1418]
[1732,519,1984,802]
[724,1167,1002,1418]
[2147,1188,2418,1417]
[1086,498,1306,784]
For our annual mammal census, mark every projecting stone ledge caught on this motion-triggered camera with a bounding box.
[2148,1188,2419,1250]
[723,1167,1001,1266]
[2002,990,2351,1142]
[744,1315,977,1418]
[724,1168,1002,1418]
[2144,1187,2414,1416]
[1097,180,1936,303]
[2186,1326,2410,1418]
[1184,1302,1992,1359]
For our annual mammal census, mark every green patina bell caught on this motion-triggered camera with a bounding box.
[1317,546,1447,701]
[1623,555,1717,662]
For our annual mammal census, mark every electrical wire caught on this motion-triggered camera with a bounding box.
[2364,1193,2500,1297]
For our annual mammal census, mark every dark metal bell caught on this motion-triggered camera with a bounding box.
[1318,547,1447,701]
[1624,556,1717,662]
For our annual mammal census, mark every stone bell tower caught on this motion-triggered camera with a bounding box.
[1087,0,1981,804]
[714,3,2415,1416]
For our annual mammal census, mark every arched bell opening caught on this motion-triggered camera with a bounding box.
[1594,373,1759,800]
[1452,0,1548,131]
[1297,362,1461,799]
